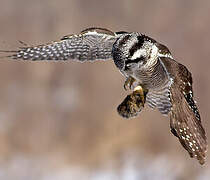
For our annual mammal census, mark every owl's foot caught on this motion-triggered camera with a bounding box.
[124,77,136,90]
[117,85,148,119]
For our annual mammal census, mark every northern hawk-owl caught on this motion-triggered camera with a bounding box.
[0,27,207,164]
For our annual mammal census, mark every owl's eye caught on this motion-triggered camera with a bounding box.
[125,56,144,67]
[134,56,145,63]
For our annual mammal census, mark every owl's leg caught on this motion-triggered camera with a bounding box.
[124,76,136,90]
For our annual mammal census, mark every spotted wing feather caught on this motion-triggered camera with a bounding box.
[0,27,117,61]
[161,57,207,165]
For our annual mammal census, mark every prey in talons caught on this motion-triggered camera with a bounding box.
[117,85,148,119]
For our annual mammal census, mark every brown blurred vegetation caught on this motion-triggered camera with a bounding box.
[0,0,210,179]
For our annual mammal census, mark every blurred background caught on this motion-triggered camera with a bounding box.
[0,0,210,179]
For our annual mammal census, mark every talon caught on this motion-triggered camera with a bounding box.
[124,77,136,91]
[124,83,128,91]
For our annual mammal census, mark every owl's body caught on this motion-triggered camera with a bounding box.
[112,32,173,115]
[0,27,207,164]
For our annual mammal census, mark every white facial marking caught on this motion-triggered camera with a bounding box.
[143,45,159,68]
[131,49,145,60]
[150,45,158,59]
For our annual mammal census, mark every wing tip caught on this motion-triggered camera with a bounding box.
[190,142,207,165]
[0,49,18,60]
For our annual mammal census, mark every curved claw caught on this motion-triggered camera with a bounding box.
[124,77,136,91]
[123,83,128,91]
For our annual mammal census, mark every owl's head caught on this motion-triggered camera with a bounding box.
[112,33,166,71]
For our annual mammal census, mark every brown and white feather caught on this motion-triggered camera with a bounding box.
[161,57,207,164]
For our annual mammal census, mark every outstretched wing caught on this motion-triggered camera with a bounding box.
[161,57,207,165]
[0,27,117,61]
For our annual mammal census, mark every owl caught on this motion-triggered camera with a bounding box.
[0,27,207,164]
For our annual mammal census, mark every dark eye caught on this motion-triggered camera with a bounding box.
[134,56,145,63]
[125,56,144,66]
